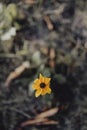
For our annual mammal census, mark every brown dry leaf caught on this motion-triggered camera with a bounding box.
[44,15,54,30]
[4,61,30,87]
[21,118,58,127]
[21,118,48,127]
[48,48,56,68]
[23,0,37,4]
[36,107,58,119]
[21,108,58,127]
[49,48,56,59]
[40,119,58,125]
[49,59,56,68]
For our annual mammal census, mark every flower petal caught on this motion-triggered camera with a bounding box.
[44,77,51,84]
[35,89,42,97]
[41,89,47,95]
[39,73,44,82]
[46,87,52,94]
[32,84,39,90]
[34,79,39,84]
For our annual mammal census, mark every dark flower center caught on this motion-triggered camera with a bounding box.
[40,83,46,88]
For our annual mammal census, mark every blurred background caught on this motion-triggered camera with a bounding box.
[0,0,87,130]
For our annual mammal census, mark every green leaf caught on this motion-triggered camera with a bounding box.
[32,51,41,66]
[54,74,66,84]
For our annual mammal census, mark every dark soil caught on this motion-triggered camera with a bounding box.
[0,0,87,130]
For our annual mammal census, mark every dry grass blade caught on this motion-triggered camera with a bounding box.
[44,15,54,30]
[20,108,58,127]
[21,118,58,127]
[36,107,58,119]
[4,61,30,87]
[40,119,58,125]
[49,48,56,59]
[21,118,48,126]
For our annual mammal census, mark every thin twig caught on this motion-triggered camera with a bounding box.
[0,53,21,58]
[8,107,31,119]
[44,5,65,15]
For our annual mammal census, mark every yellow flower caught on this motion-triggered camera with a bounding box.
[32,74,51,97]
